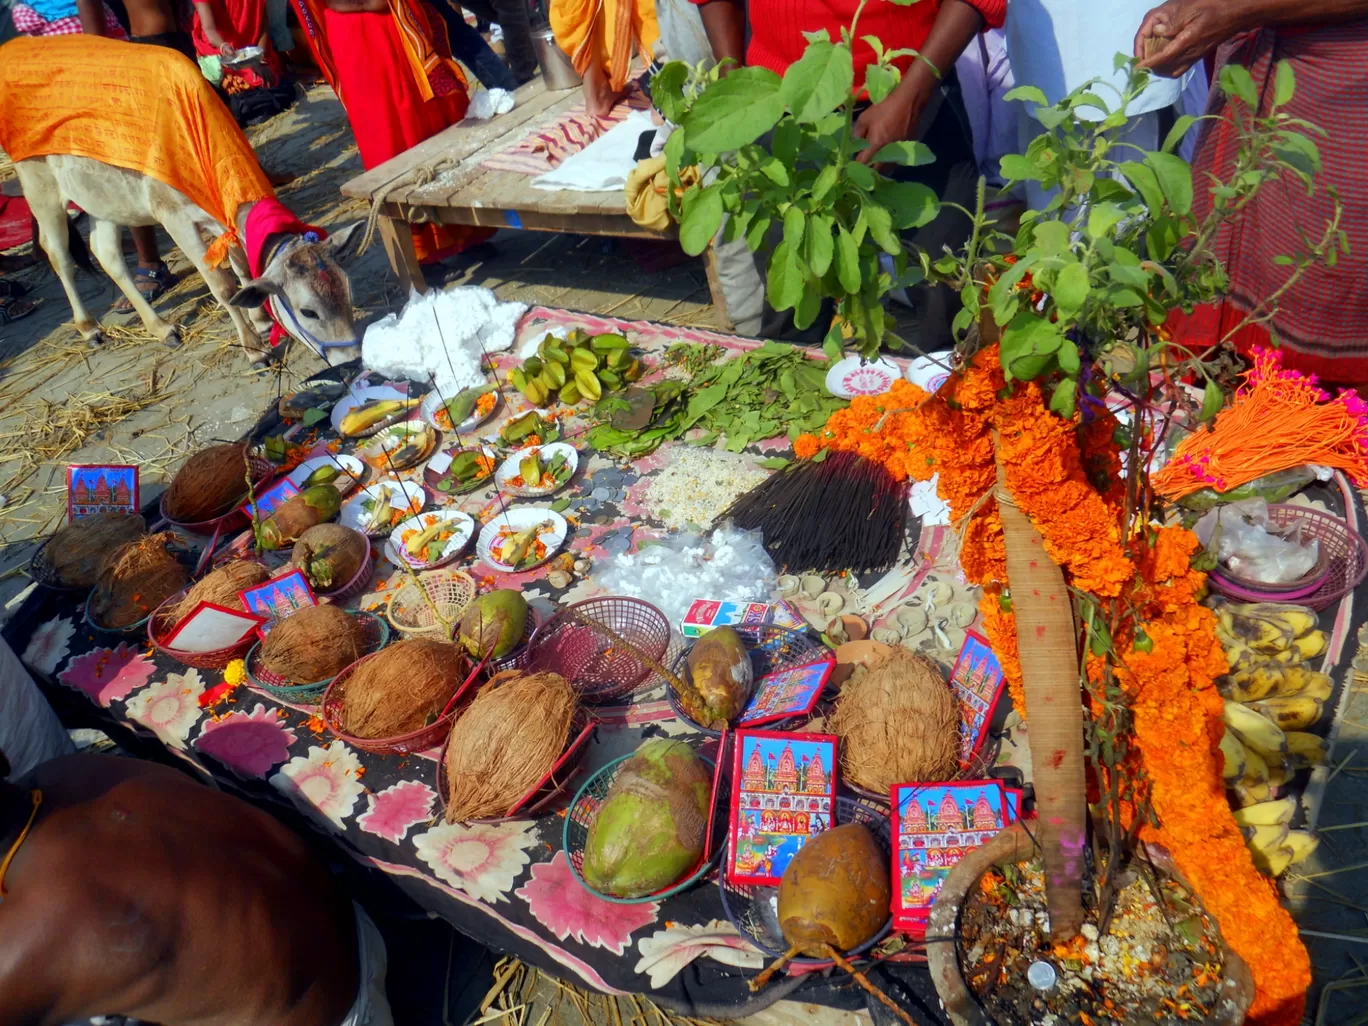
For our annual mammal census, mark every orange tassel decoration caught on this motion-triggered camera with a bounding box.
[1154,347,1368,500]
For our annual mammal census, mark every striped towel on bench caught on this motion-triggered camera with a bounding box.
[479,92,653,175]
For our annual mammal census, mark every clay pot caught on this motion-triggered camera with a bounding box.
[830,638,892,686]
[926,822,1255,1026]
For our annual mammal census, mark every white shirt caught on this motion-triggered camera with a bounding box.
[1005,0,1192,121]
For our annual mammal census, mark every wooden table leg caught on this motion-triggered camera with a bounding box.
[703,244,735,333]
[378,216,428,294]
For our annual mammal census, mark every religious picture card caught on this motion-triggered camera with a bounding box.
[67,464,138,521]
[949,631,1007,768]
[727,729,837,887]
[891,780,1009,932]
[239,569,317,631]
[737,655,835,727]
[239,476,299,521]
[163,601,267,654]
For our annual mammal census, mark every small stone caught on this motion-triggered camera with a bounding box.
[591,487,610,500]
[1081,923,1099,941]
[547,570,572,589]
[1027,961,1057,991]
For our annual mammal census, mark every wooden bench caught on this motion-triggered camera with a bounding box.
[339,77,733,327]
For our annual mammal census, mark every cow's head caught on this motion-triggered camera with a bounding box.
[230,221,364,366]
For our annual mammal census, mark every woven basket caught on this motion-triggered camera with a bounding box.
[386,569,476,640]
[84,590,151,637]
[434,708,596,823]
[147,584,263,670]
[562,749,723,904]
[160,455,275,536]
[525,597,671,703]
[718,795,893,964]
[1208,504,1366,611]
[245,612,390,704]
[667,625,831,737]
[320,647,477,754]
[27,536,94,594]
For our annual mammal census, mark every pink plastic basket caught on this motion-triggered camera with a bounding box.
[321,647,478,755]
[148,583,262,670]
[160,455,276,537]
[525,597,671,703]
[317,547,376,602]
[1208,504,1367,611]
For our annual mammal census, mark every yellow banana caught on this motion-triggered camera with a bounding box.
[1300,673,1334,703]
[1222,666,1282,703]
[1266,757,1290,790]
[1228,610,1294,653]
[1219,731,1247,783]
[1285,731,1328,768]
[1252,844,1295,877]
[1242,822,1289,851]
[1230,603,1318,638]
[1292,630,1327,660]
[1284,831,1319,867]
[339,398,420,436]
[1249,695,1324,731]
[1269,665,1324,698]
[1223,700,1288,757]
[1233,781,1273,806]
[1232,798,1296,828]
[1240,747,1270,788]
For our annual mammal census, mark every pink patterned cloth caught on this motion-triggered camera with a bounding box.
[11,2,127,36]
[480,92,653,176]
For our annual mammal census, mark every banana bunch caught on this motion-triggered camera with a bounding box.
[511,330,644,408]
[1215,602,1331,730]
[339,397,421,437]
[1225,797,1320,877]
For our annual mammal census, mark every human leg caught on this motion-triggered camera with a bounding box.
[463,0,537,81]
[432,0,517,90]
[112,225,173,312]
[335,905,393,1026]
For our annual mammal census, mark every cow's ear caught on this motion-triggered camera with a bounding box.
[229,277,284,308]
[324,222,365,266]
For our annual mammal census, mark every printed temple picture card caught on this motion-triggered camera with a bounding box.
[728,729,837,887]
[67,464,139,521]
[239,569,317,632]
[892,780,1010,932]
[737,655,835,727]
[163,601,267,653]
[240,476,299,521]
[949,631,1007,768]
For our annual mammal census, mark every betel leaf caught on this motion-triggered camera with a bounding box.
[1000,312,1063,381]
[835,226,860,294]
[1144,150,1193,216]
[301,407,327,427]
[779,39,854,123]
[1049,378,1077,419]
[767,239,806,311]
[783,206,807,250]
[651,61,690,125]
[793,287,822,330]
[1053,261,1090,314]
[679,184,723,256]
[1058,338,1081,376]
[1199,379,1224,423]
[812,165,840,203]
[683,66,784,153]
[1274,59,1296,108]
[868,140,934,167]
[757,457,791,470]
[875,180,938,229]
[863,203,900,256]
[864,62,898,104]
[806,213,835,276]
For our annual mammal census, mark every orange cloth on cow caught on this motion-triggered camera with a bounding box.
[550,0,658,92]
[0,35,271,265]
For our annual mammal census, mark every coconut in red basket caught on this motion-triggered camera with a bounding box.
[337,638,467,738]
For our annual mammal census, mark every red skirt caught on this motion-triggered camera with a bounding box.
[323,7,491,262]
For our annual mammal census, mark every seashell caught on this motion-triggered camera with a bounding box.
[546,570,572,589]
[893,605,928,637]
[777,574,801,597]
[816,591,845,616]
[871,627,902,645]
[801,574,826,599]
[946,601,976,628]
[573,558,592,575]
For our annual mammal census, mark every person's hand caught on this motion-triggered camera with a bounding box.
[219,41,237,57]
[1134,0,1236,78]
[852,70,934,165]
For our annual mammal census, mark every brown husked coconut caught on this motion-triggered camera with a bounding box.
[442,670,578,821]
[340,639,466,739]
[162,442,252,523]
[45,512,146,588]
[260,604,366,684]
[164,559,272,626]
[91,533,190,628]
[828,648,959,793]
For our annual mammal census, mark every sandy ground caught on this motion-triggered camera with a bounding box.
[2,79,1366,1024]
[0,84,714,621]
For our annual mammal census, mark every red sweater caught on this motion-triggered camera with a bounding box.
[698,0,1006,89]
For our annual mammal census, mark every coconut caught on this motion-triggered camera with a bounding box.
[291,524,370,592]
[162,442,252,523]
[90,533,190,628]
[44,512,146,588]
[443,670,578,821]
[260,604,366,684]
[340,639,466,739]
[163,559,272,627]
[828,648,959,793]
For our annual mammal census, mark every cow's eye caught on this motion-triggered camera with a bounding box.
[301,308,320,319]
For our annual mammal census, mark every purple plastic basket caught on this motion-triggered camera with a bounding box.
[1208,504,1367,611]
[524,597,671,703]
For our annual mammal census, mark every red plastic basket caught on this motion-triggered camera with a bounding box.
[320,647,478,755]
[148,584,261,670]
[1208,504,1367,611]
[160,455,276,536]
[434,708,596,823]
[525,597,671,703]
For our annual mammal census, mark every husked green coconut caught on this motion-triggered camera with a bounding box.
[581,739,710,898]
[680,626,754,729]
[458,589,528,659]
